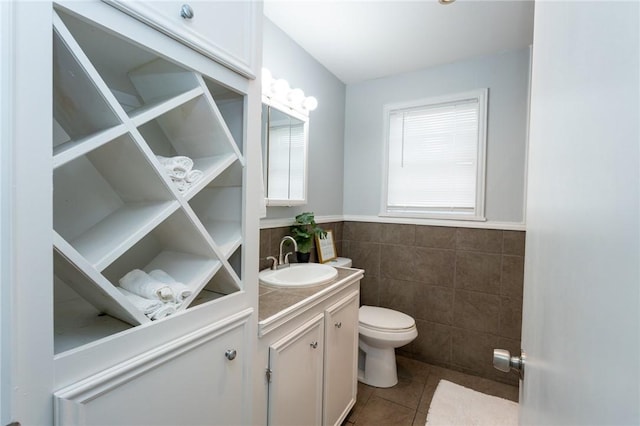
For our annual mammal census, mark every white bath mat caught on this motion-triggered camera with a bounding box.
[426,380,518,426]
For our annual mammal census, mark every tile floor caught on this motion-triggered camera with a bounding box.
[343,355,519,426]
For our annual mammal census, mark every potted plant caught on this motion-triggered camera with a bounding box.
[289,212,326,263]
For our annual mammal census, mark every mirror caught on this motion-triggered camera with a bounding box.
[262,101,309,206]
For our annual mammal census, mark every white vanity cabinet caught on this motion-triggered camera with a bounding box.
[103,1,260,78]
[268,314,325,426]
[323,292,360,426]
[261,281,361,426]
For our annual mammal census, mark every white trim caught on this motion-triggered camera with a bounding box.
[260,214,525,231]
[260,215,343,229]
[380,89,488,221]
[344,215,525,231]
[0,2,13,421]
[522,45,533,226]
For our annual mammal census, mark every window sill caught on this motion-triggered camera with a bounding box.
[379,211,487,222]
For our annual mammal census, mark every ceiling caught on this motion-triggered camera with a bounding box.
[263,0,535,85]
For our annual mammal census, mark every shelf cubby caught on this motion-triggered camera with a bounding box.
[54,276,133,355]
[101,209,224,309]
[202,76,246,156]
[53,240,151,326]
[53,26,122,158]
[203,266,242,299]
[228,246,242,280]
[189,161,243,258]
[60,13,192,119]
[53,133,178,271]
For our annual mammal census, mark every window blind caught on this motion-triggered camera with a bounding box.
[387,97,480,213]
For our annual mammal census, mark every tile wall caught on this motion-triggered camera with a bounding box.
[259,221,524,385]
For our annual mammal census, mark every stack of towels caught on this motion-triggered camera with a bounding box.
[156,155,203,193]
[117,269,193,320]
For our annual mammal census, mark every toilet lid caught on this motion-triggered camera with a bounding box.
[359,306,415,331]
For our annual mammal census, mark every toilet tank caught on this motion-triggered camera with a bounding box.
[323,257,352,268]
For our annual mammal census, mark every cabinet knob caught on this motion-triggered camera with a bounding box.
[310,341,318,349]
[335,322,342,328]
[180,4,194,19]
[225,349,237,361]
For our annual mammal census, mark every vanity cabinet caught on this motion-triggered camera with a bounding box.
[268,314,325,426]
[263,286,360,426]
[323,292,360,426]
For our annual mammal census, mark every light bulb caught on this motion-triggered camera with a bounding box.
[287,88,305,105]
[302,96,318,111]
[271,78,290,96]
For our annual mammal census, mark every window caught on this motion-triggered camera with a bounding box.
[382,89,488,220]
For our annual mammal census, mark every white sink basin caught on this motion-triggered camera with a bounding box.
[259,263,338,288]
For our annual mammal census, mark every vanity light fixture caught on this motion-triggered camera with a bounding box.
[261,68,318,115]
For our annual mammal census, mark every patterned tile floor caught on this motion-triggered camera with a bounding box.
[343,355,519,426]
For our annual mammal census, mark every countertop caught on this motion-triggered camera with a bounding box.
[258,267,363,335]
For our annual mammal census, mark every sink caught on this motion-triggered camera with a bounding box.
[259,263,338,288]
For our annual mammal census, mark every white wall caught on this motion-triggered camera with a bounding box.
[343,48,530,226]
[262,18,346,223]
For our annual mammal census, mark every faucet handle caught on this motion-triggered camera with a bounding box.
[266,256,278,270]
[284,251,295,265]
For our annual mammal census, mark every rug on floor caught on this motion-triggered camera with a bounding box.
[425,379,518,426]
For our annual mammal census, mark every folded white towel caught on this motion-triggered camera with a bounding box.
[185,169,203,184]
[117,287,163,315]
[171,177,190,193]
[148,303,176,320]
[149,269,193,301]
[156,155,194,180]
[119,269,174,302]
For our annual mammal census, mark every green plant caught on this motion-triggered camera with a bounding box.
[289,212,326,253]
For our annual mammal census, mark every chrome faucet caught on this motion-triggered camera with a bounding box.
[278,236,298,267]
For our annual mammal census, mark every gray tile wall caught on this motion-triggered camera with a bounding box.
[259,221,525,385]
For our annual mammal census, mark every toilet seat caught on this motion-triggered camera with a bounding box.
[359,306,416,332]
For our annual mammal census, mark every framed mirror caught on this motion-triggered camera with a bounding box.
[261,99,309,206]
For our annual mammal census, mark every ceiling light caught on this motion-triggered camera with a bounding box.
[439,0,456,4]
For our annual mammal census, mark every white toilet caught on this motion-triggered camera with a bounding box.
[358,306,418,388]
[323,257,352,268]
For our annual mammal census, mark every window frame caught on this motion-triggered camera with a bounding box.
[380,89,488,221]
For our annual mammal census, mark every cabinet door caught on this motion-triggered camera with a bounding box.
[323,291,360,426]
[268,314,325,426]
[55,311,251,425]
[103,0,259,78]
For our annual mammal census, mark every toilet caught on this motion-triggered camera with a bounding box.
[358,306,418,388]
[323,257,352,268]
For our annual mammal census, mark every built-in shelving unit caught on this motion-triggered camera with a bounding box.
[52,7,247,354]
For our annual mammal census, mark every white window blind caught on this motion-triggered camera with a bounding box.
[384,89,487,219]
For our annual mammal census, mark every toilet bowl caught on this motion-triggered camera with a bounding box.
[358,306,417,388]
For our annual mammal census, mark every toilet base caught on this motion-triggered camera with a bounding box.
[357,345,398,388]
